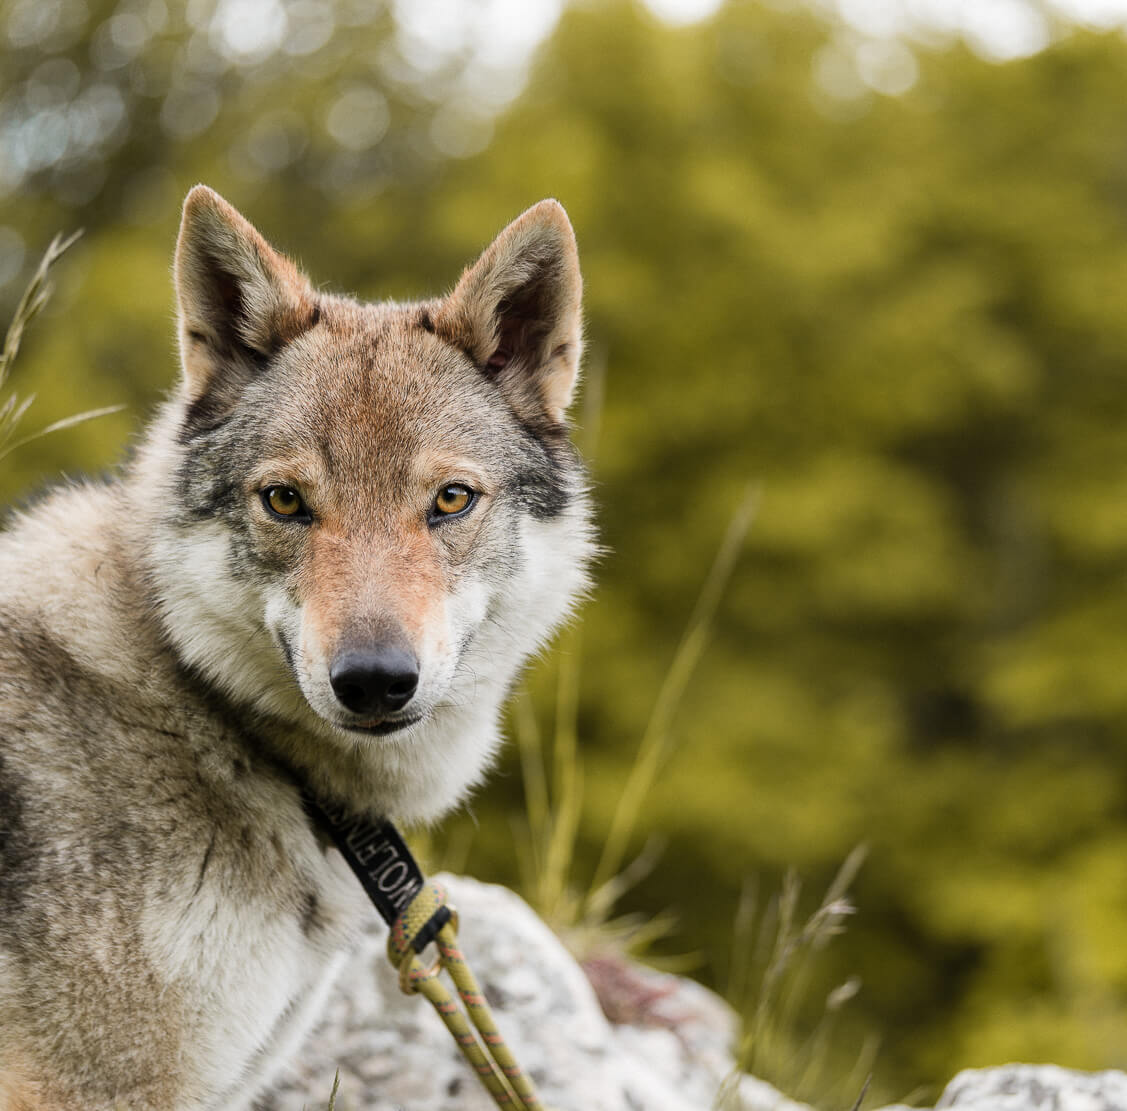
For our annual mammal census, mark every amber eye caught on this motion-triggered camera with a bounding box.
[432,483,474,519]
[262,485,307,520]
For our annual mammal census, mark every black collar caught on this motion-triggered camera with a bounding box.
[303,793,452,949]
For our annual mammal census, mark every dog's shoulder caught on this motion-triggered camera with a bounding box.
[0,478,166,696]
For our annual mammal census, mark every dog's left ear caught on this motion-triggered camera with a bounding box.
[434,200,582,425]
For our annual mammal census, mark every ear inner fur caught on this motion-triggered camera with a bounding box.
[432,199,583,425]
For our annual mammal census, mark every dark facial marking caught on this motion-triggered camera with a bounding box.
[278,632,297,683]
[514,468,571,519]
[509,420,579,520]
[175,414,292,576]
[184,474,240,521]
[180,390,235,443]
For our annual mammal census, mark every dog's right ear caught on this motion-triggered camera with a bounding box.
[174,185,318,405]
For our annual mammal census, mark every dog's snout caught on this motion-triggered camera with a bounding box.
[329,643,419,717]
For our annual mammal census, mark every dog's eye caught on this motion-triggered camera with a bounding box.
[262,485,308,520]
[432,484,475,520]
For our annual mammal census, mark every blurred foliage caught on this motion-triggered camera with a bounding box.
[5,0,1127,1101]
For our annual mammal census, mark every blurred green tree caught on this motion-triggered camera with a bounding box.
[5,0,1127,1101]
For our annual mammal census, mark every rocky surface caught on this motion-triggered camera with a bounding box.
[936,1065,1127,1111]
[259,875,1127,1111]
[259,873,790,1111]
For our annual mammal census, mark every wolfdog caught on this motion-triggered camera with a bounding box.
[0,187,593,1110]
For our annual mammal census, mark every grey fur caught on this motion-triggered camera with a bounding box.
[0,187,593,1110]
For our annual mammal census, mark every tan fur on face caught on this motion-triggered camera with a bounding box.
[250,450,330,509]
[249,318,501,671]
[298,520,447,665]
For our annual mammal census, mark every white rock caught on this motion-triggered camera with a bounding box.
[262,878,1127,1111]
[934,1065,1127,1111]
[259,873,781,1111]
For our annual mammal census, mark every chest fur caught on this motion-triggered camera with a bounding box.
[0,638,374,1109]
[143,812,371,1108]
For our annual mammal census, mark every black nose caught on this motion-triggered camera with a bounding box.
[329,644,419,716]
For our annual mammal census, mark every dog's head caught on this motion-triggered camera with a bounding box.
[141,187,593,821]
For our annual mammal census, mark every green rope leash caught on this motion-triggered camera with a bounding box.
[386,880,546,1111]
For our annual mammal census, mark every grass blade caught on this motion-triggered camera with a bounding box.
[0,230,83,389]
[0,231,122,461]
[0,404,126,461]
[588,483,761,901]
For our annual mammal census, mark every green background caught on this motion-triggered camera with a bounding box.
[4,0,1127,1101]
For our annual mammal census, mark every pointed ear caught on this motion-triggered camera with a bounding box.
[433,200,583,425]
[173,185,318,404]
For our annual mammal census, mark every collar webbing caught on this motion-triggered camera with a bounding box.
[302,793,451,947]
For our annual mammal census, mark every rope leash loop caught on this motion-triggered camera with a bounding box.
[386,879,456,992]
[388,881,547,1111]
